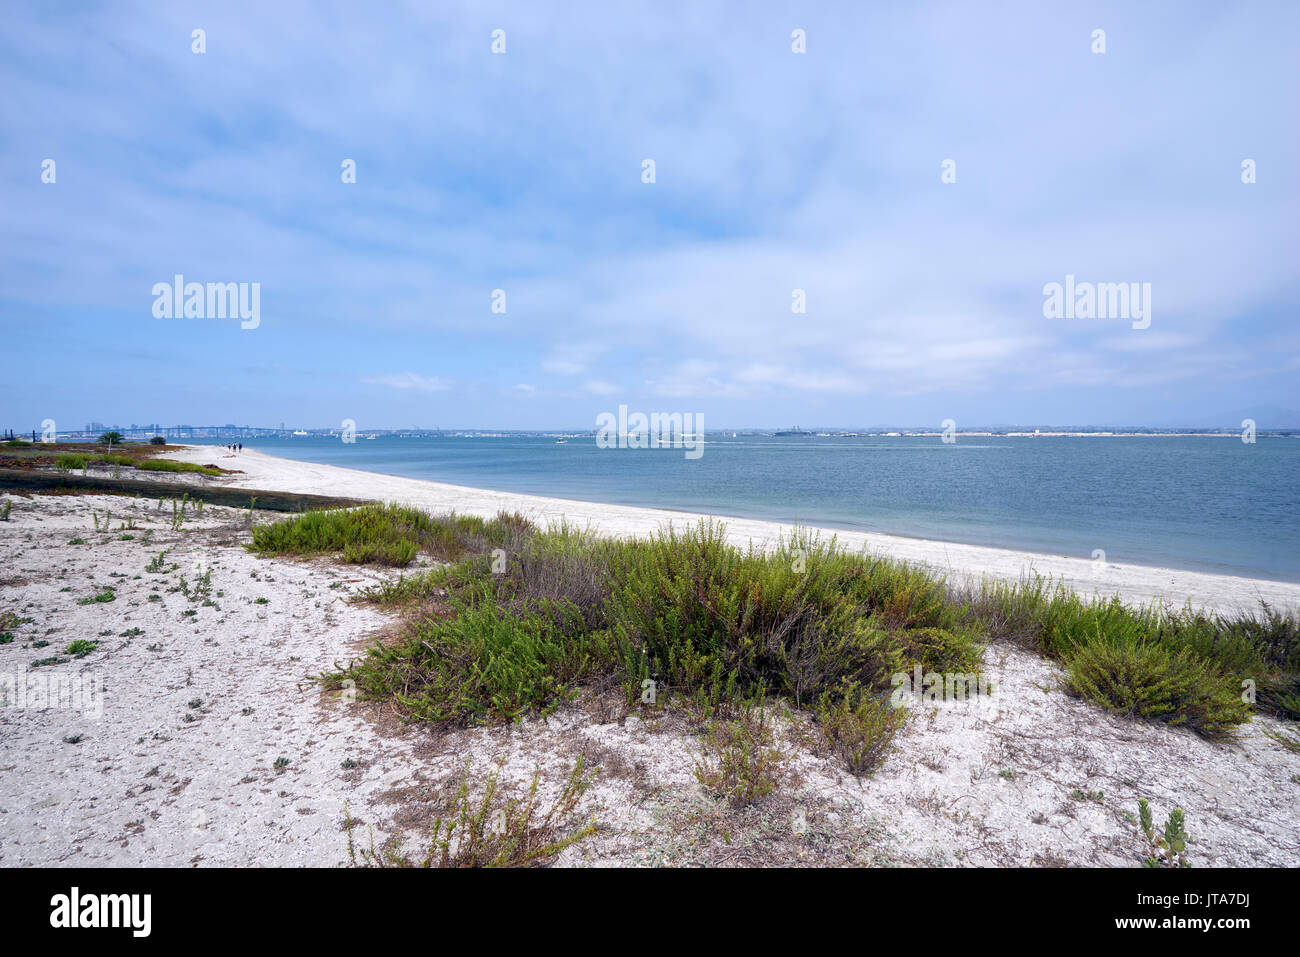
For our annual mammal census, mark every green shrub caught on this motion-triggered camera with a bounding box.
[815,681,906,775]
[323,508,1275,745]
[604,522,980,711]
[693,705,788,806]
[334,598,609,724]
[54,453,88,471]
[250,504,521,567]
[1063,634,1249,738]
[149,436,167,445]
[135,459,220,476]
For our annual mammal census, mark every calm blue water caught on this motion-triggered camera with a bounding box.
[193,435,1300,582]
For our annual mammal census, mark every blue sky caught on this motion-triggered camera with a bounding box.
[2,1,1297,430]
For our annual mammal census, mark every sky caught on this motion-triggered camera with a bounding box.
[1,1,1297,431]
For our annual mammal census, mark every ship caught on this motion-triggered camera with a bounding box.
[774,426,813,436]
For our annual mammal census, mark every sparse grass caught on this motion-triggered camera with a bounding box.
[250,504,530,567]
[346,756,597,868]
[693,704,788,806]
[54,453,88,471]
[1261,724,1300,753]
[135,459,221,476]
[76,588,116,605]
[814,681,907,775]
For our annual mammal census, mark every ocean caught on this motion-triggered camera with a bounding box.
[192,434,1300,582]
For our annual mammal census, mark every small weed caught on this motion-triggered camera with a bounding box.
[76,588,116,606]
[66,639,99,658]
[346,756,597,868]
[1137,798,1190,868]
[693,704,788,806]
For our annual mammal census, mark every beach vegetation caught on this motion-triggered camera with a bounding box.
[1137,798,1189,868]
[345,756,597,868]
[971,578,1296,729]
[237,505,1300,748]
[76,587,116,605]
[135,459,220,476]
[814,680,907,775]
[692,703,789,805]
[249,503,534,568]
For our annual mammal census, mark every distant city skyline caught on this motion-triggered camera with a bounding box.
[2,2,1297,429]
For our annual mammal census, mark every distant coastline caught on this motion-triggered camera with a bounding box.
[31,425,1300,442]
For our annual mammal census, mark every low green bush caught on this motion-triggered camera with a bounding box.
[1062,634,1249,738]
[335,598,610,725]
[135,459,220,476]
[815,680,907,775]
[321,509,1286,746]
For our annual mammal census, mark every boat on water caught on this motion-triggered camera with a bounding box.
[774,426,812,436]
[292,430,308,436]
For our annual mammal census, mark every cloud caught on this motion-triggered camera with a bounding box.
[1,1,1296,427]
[360,373,452,392]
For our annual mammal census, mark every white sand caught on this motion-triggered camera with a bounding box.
[170,445,1300,616]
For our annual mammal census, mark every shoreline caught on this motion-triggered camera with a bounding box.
[169,445,1300,616]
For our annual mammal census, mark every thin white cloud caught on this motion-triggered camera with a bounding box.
[360,373,452,392]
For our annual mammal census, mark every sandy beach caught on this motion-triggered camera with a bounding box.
[170,445,1300,617]
[2,451,1298,868]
